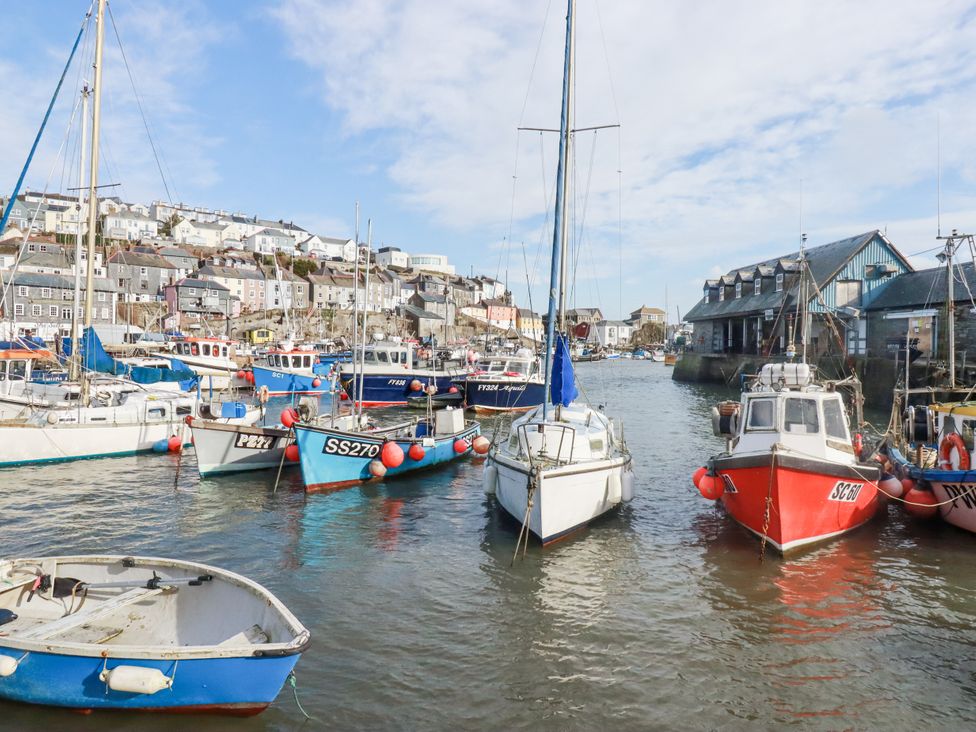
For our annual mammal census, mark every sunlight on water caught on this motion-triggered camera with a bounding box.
[0,363,974,729]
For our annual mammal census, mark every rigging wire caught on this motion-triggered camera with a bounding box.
[106,2,176,202]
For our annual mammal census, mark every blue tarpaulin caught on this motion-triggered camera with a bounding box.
[549,334,578,407]
[62,327,199,390]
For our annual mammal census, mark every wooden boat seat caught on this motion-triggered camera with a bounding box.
[18,587,164,641]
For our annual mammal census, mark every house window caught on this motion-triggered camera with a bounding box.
[754,279,761,296]
[703,288,710,304]
[31,304,41,317]
[735,282,742,299]
[16,286,27,297]
[97,292,106,302]
[14,304,24,316]
[775,273,784,292]
[62,307,71,320]
[63,290,72,300]
[140,267,148,276]
[718,287,725,302]
[118,278,126,288]
[186,288,196,295]
[101,307,110,320]
[49,305,58,317]
[40,287,51,298]
[835,280,862,308]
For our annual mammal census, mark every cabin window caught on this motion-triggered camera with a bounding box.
[775,273,784,292]
[735,283,742,299]
[754,279,761,296]
[364,352,376,363]
[784,398,819,434]
[746,399,776,430]
[176,406,192,416]
[191,344,199,356]
[147,407,167,420]
[222,346,228,357]
[377,351,389,363]
[202,344,211,356]
[303,355,312,368]
[5,360,27,381]
[390,352,400,364]
[823,399,848,441]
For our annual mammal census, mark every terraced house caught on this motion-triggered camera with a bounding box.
[0,271,117,341]
[684,231,912,357]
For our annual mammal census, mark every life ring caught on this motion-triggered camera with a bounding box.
[939,432,970,470]
[853,433,863,459]
[258,385,270,404]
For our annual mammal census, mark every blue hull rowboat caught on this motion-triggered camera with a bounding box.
[0,555,309,714]
[340,372,459,407]
[293,413,481,491]
[464,378,546,413]
[252,364,332,395]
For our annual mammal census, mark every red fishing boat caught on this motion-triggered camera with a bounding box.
[697,362,882,554]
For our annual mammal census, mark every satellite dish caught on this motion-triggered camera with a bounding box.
[373,331,386,341]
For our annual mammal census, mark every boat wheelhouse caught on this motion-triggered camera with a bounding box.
[251,348,332,395]
[168,337,245,390]
[339,341,466,407]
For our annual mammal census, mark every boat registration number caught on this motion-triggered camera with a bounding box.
[322,437,381,458]
[940,483,976,509]
[234,434,277,450]
[828,480,863,502]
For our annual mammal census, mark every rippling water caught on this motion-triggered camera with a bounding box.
[1,362,974,730]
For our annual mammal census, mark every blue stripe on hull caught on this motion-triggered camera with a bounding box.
[0,648,299,711]
[340,373,457,406]
[252,365,330,395]
[0,448,153,469]
[294,423,480,489]
[465,379,545,411]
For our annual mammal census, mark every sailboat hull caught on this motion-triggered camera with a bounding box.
[713,452,881,553]
[489,452,633,544]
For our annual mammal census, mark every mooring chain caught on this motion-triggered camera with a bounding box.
[759,447,776,563]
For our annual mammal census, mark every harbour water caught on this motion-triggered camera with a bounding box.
[1,361,974,729]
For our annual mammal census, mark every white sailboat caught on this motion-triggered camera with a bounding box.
[483,0,635,545]
[0,0,258,467]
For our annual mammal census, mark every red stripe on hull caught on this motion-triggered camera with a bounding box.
[353,400,407,408]
[716,460,879,553]
[59,702,268,717]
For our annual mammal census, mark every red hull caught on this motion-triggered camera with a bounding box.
[713,453,880,553]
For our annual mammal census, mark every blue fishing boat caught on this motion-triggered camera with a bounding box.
[463,349,546,413]
[293,407,481,490]
[252,348,334,395]
[0,555,309,714]
[339,341,465,407]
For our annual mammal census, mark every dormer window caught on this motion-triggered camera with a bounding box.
[718,286,725,302]
[754,279,761,296]
[775,273,784,292]
[703,287,710,304]
[735,282,742,299]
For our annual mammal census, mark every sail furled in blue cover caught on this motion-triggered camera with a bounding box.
[62,327,199,389]
[550,334,578,407]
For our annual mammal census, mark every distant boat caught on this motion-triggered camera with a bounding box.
[251,347,334,395]
[167,337,249,391]
[338,341,464,407]
[650,349,665,363]
[0,554,309,714]
[463,349,545,413]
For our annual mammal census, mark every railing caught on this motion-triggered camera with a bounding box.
[517,421,576,468]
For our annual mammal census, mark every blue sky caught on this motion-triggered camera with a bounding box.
[3,1,976,320]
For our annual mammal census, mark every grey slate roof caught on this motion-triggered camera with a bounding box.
[108,251,175,269]
[174,277,228,291]
[2,271,116,291]
[196,264,265,281]
[685,230,901,322]
[865,263,976,311]
[403,304,444,320]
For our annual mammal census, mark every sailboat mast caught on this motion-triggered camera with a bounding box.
[357,220,372,417]
[351,201,360,414]
[82,0,106,395]
[69,84,89,381]
[557,0,575,336]
[542,0,575,421]
[946,233,956,388]
[800,233,808,364]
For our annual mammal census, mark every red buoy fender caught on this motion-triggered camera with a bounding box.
[939,432,970,470]
[853,433,863,459]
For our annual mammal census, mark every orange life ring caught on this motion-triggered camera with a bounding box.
[939,432,970,470]
[852,433,863,459]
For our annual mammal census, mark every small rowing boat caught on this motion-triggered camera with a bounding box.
[0,555,309,714]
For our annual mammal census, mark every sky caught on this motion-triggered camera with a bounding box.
[3,1,976,320]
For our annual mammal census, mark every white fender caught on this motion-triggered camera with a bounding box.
[607,472,622,503]
[0,655,20,677]
[483,464,498,495]
[621,467,635,502]
[100,665,173,695]
[46,412,59,425]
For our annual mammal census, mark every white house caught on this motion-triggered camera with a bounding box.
[103,211,159,241]
[587,320,633,348]
[409,253,455,275]
[244,227,295,255]
[172,218,227,248]
[375,246,410,268]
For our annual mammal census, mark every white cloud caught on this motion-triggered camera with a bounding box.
[272,0,976,317]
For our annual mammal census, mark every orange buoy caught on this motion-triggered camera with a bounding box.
[184,415,194,426]
[285,444,300,462]
[381,441,404,468]
[167,435,182,453]
[698,473,724,500]
[236,369,246,380]
[368,459,387,478]
[410,379,423,392]
[692,466,707,489]
[904,487,939,519]
[448,386,459,394]
[408,444,426,461]
[454,439,469,454]
[900,477,916,495]
[879,474,904,499]
[280,408,298,428]
[245,371,255,384]
[472,435,490,455]
[312,378,322,388]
